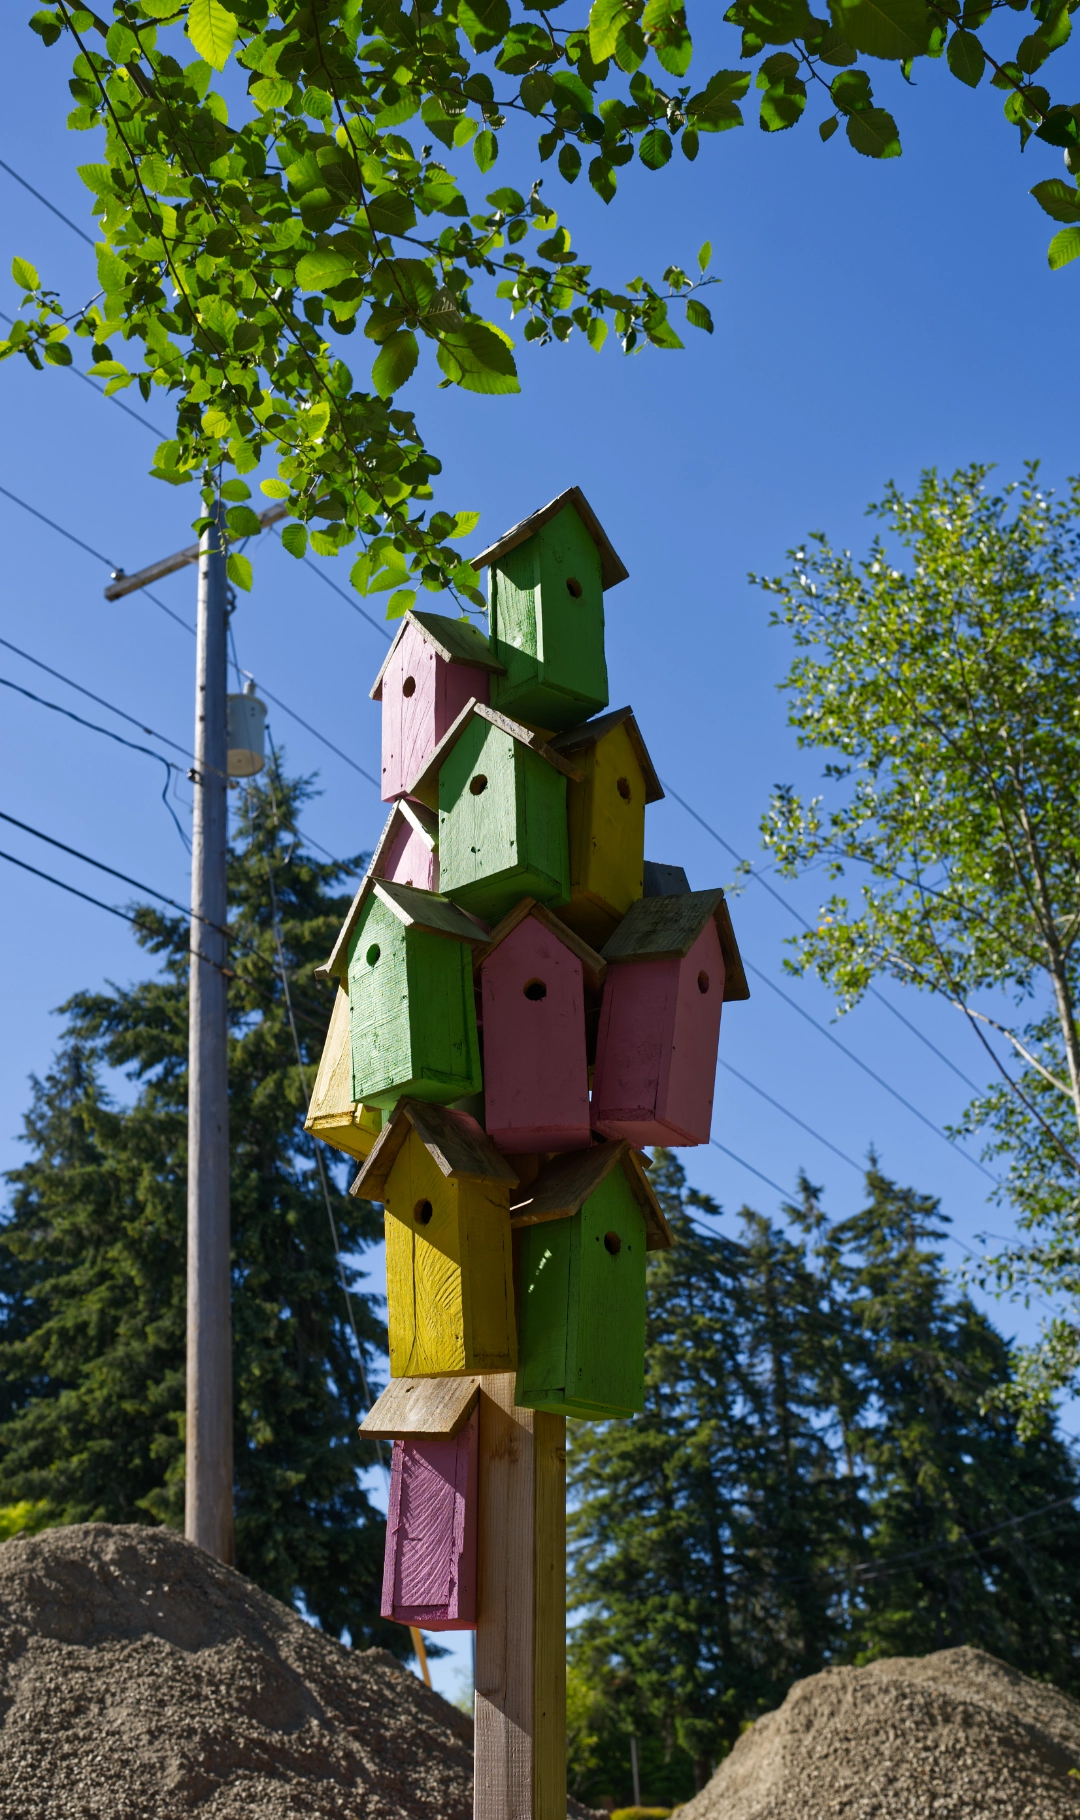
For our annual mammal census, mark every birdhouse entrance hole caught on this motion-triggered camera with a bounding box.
[414,1198,434,1225]
[523,978,548,1001]
[698,971,710,994]
[469,774,488,796]
[603,1231,622,1256]
[402,675,417,698]
[565,577,583,599]
[616,776,631,802]
[367,944,381,966]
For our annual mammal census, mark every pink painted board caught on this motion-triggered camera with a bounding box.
[481,915,591,1152]
[380,1406,478,1629]
[380,621,492,802]
[591,921,726,1146]
[380,815,437,892]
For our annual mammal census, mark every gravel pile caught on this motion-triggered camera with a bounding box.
[677,1646,1080,1820]
[0,1521,484,1818]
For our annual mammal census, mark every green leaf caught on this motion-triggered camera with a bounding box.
[220,479,251,501]
[77,164,112,196]
[303,400,331,439]
[1030,178,1080,224]
[560,144,583,182]
[946,29,984,84]
[587,315,609,351]
[1048,225,1080,269]
[436,321,520,395]
[140,0,184,14]
[474,130,499,173]
[459,0,511,51]
[11,257,40,293]
[226,551,253,591]
[454,510,482,535]
[260,478,291,500]
[819,112,840,138]
[830,0,932,61]
[589,155,617,201]
[686,297,714,331]
[365,190,417,237]
[640,127,673,168]
[386,588,417,620]
[686,69,751,132]
[487,187,527,214]
[520,71,556,112]
[225,505,262,537]
[642,0,693,75]
[590,0,637,60]
[846,105,901,156]
[757,50,807,130]
[250,76,292,111]
[201,405,232,437]
[281,523,308,559]
[372,329,419,398]
[186,0,238,70]
[698,239,712,271]
[296,249,354,291]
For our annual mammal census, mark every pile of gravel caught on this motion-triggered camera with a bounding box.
[677,1646,1080,1820]
[0,1520,470,1818]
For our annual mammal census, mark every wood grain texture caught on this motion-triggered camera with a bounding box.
[488,503,610,731]
[355,1097,520,1202]
[383,1137,516,1377]
[548,705,663,801]
[472,898,606,994]
[369,608,505,701]
[380,1407,478,1629]
[347,897,483,1111]
[437,718,571,925]
[509,1140,672,1252]
[474,1375,566,1820]
[408,698,583,812]
[555,716,649,949]
[320,873,486,988]
[481,913,590,1153]
[592,921,725,1147]
[600,888,750,1001]
[471,484,628,591]
[375,617,495,802]
[360,1373,480,1439]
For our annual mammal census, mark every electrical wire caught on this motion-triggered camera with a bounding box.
[0,631,193,761]
[270,530,394,645]
[709,1141,787,1198]
[0,309,166,438]
[260,685,381,790]
[718,1059,863,1175]
[0,479,118,568]
[0,154,95,245]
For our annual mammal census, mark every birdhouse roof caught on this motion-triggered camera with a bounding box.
[365,799,438,883]
[316,876,488,984]
[352,1097,520,1201]
[369,609,506,701]
[548,706,663,804]
[359,1374,480,1441]
[408,699,585,810]
[471,486,629,592]
[473,896,607,993]
[601,888,750,1002]
[509,1140,673,1251]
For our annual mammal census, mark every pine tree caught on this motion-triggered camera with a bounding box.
[0,769,403,1650]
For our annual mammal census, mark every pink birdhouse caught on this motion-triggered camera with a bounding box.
[592,889,749,1147]
[369,800,439,894]
[370,611,506,803]
[477,899,605,1154]
[380,1407,478,1631]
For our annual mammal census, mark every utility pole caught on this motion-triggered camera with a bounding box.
[104,501,285,1563]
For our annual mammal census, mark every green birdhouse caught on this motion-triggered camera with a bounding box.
[472,487,628,733]
[511,1142,673,1420]
[410,701,583,925]
[316,876,488,1111]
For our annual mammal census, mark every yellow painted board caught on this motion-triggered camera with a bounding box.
[559,718,647,947]
[305,985,383,1157]
[384,1131,517,1377]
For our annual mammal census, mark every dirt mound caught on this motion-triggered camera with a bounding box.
[0,1520,477,1818]
[678,1647,1080,1820]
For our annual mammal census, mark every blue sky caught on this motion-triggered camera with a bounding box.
[1,11,1077,1696]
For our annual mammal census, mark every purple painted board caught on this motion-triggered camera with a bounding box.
[592,920,725,1146]
[380,815,437,892]
[380,1406,478,1630]
[481,914,591,1152]
[379,621,491,803]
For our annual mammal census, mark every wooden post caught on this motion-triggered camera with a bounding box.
[474,1373,566,1820]
[185,506,234,1564]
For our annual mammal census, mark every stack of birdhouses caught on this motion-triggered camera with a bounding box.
[307,486,748,1635]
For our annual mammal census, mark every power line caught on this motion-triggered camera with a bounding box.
[0,155,96,246]
[709,1140,787,1198]
[262,696,381,790]
[0,310,165,438]
[0,631,193,761]
[718,1059,864,1175]
[270,530,393,645]
[0,845,138,924]
[0,479,117,568]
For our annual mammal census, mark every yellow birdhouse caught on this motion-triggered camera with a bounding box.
[352,1099,520,1378]
[548,707,664,949]
[304,984,383,1160]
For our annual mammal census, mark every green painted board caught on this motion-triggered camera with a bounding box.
[347,894,482,1109]
[489,503,609,731]
[438,715,570,923]
[515,1170,647,1419]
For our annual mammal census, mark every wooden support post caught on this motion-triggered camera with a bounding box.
[475,1374,566,1820]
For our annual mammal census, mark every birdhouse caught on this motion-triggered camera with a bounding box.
[643,860,690,897]
[473,487,627,733]
[410,702,582,925]
[592,890,750,1147]
[370,610,506,802]
[304,984,384,1159]
[512,1143,673,1420]
[361,1376,481,1632]
[353,1099,519,1376]
[317,877,487,1110]
[369,799,439,894]
[548,707,663,949]
[475,899,605,1154]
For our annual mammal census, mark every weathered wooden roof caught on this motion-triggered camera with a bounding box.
[316,875,488,984]
[549,706,663,804]
[471,486,629,592]
[473,896,607,993]
[352,1098,520,1201]
[408,698,584,810]
[601,888,750,1002]
[361,800,439,893]
[369,609,505,701]
[359,1374,480,1440]
[509,1139,673,1251]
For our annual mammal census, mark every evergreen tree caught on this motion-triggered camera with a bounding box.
[0,769,403,1651]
